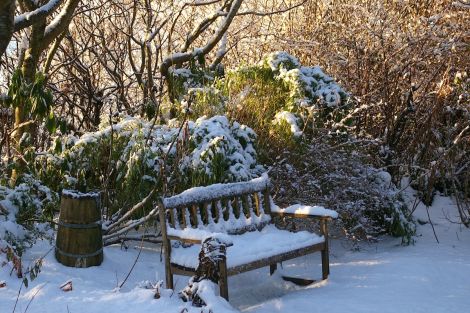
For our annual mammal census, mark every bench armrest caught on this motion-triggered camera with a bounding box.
[271,204,338,219]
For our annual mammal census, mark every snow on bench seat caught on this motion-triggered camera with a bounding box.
[167,228,234,245]
[272,204,338,218]
[170,225,324,270]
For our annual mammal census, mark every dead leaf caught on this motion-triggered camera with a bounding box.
[60,280,73,292]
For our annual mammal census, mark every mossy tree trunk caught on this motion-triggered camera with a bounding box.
[9,0,81,184]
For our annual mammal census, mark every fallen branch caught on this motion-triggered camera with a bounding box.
[103,207,159,241]
[103,187,157,234]
[104,233,162,247]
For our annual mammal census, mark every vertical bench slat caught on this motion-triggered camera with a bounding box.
[232,196,241,219]
[220,198,229,221]
[212,200,220,223]
[258,192,266,215]
[203,202,213,225]
[241,194,251,219]
[226,197,236,221]
[246,194,255,219]
[168,209,176,228]
[190,205,199,227]
[179,206,187,229]
[263,189,272,214]
[184,207,191,228]
[253,192,261,216]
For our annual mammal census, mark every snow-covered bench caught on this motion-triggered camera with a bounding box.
[158,174,337,300]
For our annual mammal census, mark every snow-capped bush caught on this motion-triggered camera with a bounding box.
[0,175,57,256]
[270,135,415,244]
[35,116,175,215]
[180,116,264,187]
[35,115,263,215]
[222,51,351,143]
[273,111,303,137]
[263,51,348,110]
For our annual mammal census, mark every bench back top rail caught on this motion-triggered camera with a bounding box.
[160,175,273,234]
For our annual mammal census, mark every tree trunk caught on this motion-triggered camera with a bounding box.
[0,0,15,57]
[11,21,46,185]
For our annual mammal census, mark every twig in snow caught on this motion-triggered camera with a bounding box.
[425,206,439,244]
[118,227,147,289]
[23,283,48,313]
[11,279,23,313]
[407,195,421,219]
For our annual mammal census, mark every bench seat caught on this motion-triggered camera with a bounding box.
[171,224,325,270]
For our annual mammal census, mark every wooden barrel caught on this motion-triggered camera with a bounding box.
[55,190,103,267]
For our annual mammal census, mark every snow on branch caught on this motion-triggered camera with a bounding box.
[43,0,80,47]
[160,0,243,77]
[103,187,157,234]
[14,0,64,32]
[452,1,470,9]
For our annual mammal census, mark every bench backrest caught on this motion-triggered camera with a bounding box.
[160,174,273,234]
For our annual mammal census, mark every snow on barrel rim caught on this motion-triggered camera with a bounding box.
[61,189,101,200]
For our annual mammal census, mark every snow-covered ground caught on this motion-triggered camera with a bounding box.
[1,192,470,313]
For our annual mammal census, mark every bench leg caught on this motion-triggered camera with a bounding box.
[321,248,329,280]
[166,270,174,289]
[270,263,277,275]
[218,259,229,301]
[320,219,330,280]
[163,240,174,289]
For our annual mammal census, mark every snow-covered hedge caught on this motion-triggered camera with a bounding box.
[270,137,416,244]
[0,175,57,255]
[34,115,263,215]
[221,51,351,142]
[180,116,264,187]
[263,51,348,110]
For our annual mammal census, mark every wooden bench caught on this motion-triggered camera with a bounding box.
[158,174,337,300]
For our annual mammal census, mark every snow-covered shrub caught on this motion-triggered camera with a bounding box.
[0,175,57,256]
[182,86,227,119]
[165,61,218,114]
[34,115,264,215]
[273,111,303,138]
[179,116,264,188]
[263,51,348,110]
[221,51,350,148]
[262,51,350,129]
[35,116,176,215]
[270,134,415,244]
